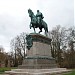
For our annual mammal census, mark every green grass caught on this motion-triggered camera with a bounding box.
[0,67,17,74]
[63,70,75,75]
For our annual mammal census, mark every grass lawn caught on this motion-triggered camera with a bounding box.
[0,67,17,74]
[63,69,75,75]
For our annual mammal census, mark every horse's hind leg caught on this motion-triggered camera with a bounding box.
[45,31,47,36]
[45,29,48,36]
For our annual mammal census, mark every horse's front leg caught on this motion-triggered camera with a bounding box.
[33,27,36,33]
[30,22,32,29]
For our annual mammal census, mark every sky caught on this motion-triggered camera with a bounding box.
[0,0,74,52]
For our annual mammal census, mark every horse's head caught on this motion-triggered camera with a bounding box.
[28,9,33,18]
[28,9,37,28]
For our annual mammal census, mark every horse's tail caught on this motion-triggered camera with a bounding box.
[44,22,48,33]
[42,20,48,33]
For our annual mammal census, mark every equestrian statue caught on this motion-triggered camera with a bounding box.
[28,9,48,36]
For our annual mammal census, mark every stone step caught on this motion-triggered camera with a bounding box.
[5,68,71,75]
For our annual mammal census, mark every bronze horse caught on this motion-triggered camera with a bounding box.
[28,9,48,36]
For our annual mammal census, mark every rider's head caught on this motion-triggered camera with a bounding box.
[37,10,39,12]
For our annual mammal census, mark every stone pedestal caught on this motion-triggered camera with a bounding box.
[26,33,52,57]
[19,57,57,69]
[19,33,57,69]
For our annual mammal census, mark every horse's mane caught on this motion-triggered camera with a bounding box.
[31,11,36,18]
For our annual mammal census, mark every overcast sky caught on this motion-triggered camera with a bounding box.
[0,0,74,52]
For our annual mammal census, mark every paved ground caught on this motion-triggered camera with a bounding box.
[0,74,9,75]
[0,68,71,75]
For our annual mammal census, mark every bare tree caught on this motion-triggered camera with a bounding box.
[10,32,27,66]
[48,25,63,66]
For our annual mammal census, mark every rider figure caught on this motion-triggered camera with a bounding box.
[36,10,44,25]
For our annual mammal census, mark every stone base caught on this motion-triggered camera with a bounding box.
[26,33,52,57]
[18,56,57,69]
[5,68,71,75]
